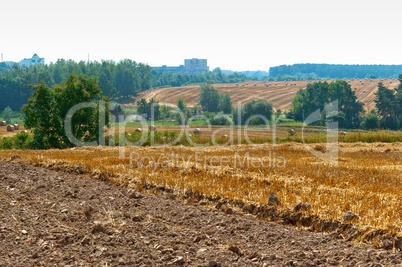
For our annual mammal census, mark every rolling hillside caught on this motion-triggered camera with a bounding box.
[127,79,400,111]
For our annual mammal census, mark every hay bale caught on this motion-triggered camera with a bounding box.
[149,125,156,131]
[288,128,295,136]
[135,128,143,133]
[13,124,19,130]
[6,125,14,132]
[0,121,6,126]
[193,128,201,135]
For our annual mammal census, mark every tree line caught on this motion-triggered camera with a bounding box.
[269,64,402,80]
[0,61,254,114]
[151,67,251,88]
[290,76,402,130]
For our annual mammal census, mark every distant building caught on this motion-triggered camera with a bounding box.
[184,58,209,74]
[18,53,45,67]
[153,58,209,74]
[154,64,185,73]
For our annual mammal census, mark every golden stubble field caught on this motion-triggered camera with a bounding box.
[130,79,399,111]
[1,142,401,234]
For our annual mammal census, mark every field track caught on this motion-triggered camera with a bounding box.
[128,79,399,111]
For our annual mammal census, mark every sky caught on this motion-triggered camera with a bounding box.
[1,0,401,71]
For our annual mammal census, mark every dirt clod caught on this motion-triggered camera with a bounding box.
[268,191,281,205]
[343,211,360,221]
[294,202,312,212]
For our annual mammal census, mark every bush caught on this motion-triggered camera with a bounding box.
[361,113,380,130]
[0,132,33,149]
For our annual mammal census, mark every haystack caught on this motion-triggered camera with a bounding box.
[288,128,295,136]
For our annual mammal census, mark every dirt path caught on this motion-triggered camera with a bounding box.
[1,160,401,266]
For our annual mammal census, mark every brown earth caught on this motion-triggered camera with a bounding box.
[1,160,402,266]
[129,79,399,112]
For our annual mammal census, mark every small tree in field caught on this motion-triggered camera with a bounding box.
[22,74,110,149]
[199,82,220,112]
[177,97,186,111]
[220,92,233,114]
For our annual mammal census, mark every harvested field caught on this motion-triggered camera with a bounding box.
[1,142,402,250]
[0,124,26,137]
[128,79,399,111]
[109,125,320,139]
[2,160,402,265]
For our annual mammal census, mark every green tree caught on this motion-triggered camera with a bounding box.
[220,92,233,114]
[362,111,380,130]
[234,100,273,125]
[394,75,402,129]
[291,81,364,128]
[177,97,186,111]
[22,74,109,149]
[199,82,220,112]
[374,82,397,129]
[136,98,160,120]
[115,59,140,98]
[328,80,364,129]
[1,106,14,124]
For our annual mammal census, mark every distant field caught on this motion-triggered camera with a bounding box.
[125,79,399,111]
[0,125,26,138]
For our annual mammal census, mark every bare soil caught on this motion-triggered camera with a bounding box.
[1,160,402,266]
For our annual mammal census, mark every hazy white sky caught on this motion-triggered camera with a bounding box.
[1,0,401,71]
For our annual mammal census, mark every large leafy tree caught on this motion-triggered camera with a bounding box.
[395,76,402,128]
[291,81,364,128]
[22,74,109,149]
[199,82,220,112]
[234,100,273,125]
[374,75,402,129]
[115,59,140,98]
[220,92,233,114]
[328,81,364,129]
